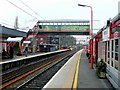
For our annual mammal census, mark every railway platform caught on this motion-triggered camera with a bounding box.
[0,52,42,62]
[43,49,114,89]
[77,50,113,89]
[0,49,115,89]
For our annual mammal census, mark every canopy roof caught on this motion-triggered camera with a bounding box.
[0,26,26,38]
[7,37,23,42]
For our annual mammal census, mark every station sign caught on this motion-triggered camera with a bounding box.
[113,31,120,38]
[102,27,110,41]
[23,41,31,43]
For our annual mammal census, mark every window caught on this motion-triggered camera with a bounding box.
[115,53,118,61]
[110,39,119,70]
[114,39,119,70]
[111,40,114,67]
[115,39,118,52]
[107,41,110,64]
[108,41,110,51]
[98,42,104,59]
[112,40,114,51]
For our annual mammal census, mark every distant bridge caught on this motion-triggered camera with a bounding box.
[35,19,90,35]
[23,19,90,53]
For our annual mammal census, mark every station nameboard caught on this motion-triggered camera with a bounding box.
[102,27,110,41]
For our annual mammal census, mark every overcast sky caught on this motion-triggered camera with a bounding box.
[0,0,119,28]
[0,0,119,41]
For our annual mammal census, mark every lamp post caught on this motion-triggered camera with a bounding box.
[78,4,93,68]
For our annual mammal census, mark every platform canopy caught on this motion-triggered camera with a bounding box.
[7,37,23,42]
[0,26,26,38]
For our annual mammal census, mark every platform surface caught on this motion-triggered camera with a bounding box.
[43,50,83,88]
[77,50,114,89]
[0,49,69,64]
[43,49,114,89]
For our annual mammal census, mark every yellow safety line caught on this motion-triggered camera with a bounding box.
[72,49,84,89]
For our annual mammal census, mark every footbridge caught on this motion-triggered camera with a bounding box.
[35,19,90,35]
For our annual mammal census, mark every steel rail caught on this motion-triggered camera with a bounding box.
[0,51,75,89]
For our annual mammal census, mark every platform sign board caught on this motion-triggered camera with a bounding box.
[102,27,110,41]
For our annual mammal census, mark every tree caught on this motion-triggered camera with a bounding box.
[59,35,76,47]
[14,16,19,29]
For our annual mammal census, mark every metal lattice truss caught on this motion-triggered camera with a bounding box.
[37,19,90,25]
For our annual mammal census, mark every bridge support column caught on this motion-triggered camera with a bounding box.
[33,37,37,53]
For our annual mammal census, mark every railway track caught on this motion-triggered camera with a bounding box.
[18,52,74,89]
[0,50,76,89]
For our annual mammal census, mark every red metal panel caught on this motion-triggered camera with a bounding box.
[111,20,120,28]
[38,30,89,32]
[93,36,98,63]
[0,41,7,43]
[97,32,102,42]
[89,39,93,54]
